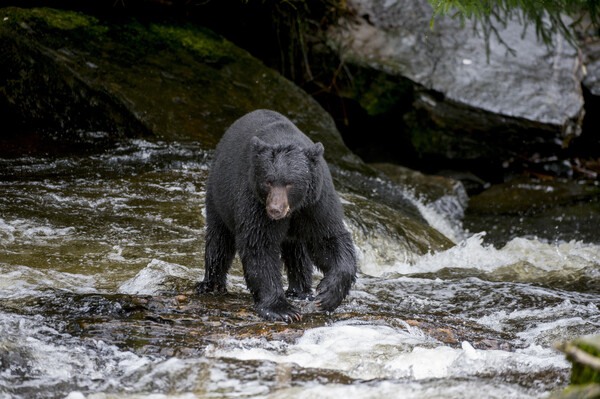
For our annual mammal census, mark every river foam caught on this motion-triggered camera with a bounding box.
[360,231,600,281]
[208,319,568,392]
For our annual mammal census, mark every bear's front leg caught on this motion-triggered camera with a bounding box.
[311,231,357,312]
[237,239,301,322]
[282,240,314,300]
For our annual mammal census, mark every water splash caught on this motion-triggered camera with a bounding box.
[359,232,600,282]
[118,259,200,295]
[209,319,568,391]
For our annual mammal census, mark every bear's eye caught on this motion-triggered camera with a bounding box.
[264,181,271,187]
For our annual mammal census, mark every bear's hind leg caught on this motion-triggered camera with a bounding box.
[198,211,235,295]
[282,240,314,300]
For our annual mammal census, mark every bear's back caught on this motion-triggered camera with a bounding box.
[219,110,313,153]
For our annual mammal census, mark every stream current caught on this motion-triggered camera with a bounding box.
[1,139,599,398]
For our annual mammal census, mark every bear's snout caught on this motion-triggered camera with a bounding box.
[266,186,290,220]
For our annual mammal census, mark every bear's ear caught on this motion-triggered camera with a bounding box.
[305,142,324,161]
[251,136,270,153]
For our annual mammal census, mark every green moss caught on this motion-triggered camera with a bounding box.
[349,68,412,116]
[0,7,108,43]
[150,24,234,64]
[405,114,449,157]
[31,8,97,30]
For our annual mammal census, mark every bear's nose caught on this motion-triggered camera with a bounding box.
[266,186,290,220]
[267,205,284,219]
[267,202,290,220]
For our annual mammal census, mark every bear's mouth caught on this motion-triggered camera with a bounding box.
[267,204,290,220]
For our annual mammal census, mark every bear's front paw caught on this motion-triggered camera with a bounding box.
[315,278,347,312]
[196,280,227,295]
[256,297,302,323]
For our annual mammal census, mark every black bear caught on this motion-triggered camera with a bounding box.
[198,109,357,322]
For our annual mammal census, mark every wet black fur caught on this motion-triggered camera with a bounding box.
[198,109,357,322]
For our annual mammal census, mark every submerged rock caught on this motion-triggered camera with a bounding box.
[24,291,512,356]
[327,0,585,160]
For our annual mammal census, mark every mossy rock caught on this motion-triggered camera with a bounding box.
[345,67,413,116]
[370,162,466,206]
[468,177,600,215]
[0,7,359,171]
[341,192,454,270]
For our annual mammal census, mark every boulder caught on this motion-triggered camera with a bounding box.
[582,38,600,96]
[0,7,357,171]
[468,177,600,215]
[328,0,585,159]
[464,177,600,245]
[578,14,600,97]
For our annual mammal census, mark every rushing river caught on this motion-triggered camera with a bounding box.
[1,139,599,398]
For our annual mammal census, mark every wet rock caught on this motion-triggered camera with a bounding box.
[0,341,30,377]
[367,163,469,242]
[327,0,585,160]
[370,162,468,208]
[0,7,358,171]
[468,177,600,215]
[32,292,513,356]
[464,177,600,245]
[341,191,454,268]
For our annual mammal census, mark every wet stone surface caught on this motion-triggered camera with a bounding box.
[465,177,600,246]
[3,291,516,359]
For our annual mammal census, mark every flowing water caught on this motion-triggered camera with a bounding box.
[1,139,599,398]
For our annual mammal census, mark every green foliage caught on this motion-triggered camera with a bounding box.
[428,0,600,46]
[31,8,98,30]
[567,336,600,385]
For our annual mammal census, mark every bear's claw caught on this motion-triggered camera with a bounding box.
[315,281,345,312]
[196,281,227,295]
[257,298,302,323]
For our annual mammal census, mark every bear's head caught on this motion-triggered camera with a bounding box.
[250,136,324,220]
